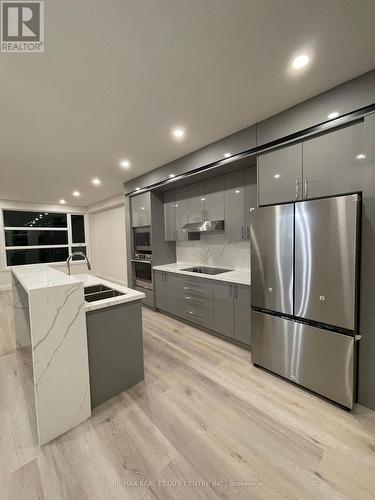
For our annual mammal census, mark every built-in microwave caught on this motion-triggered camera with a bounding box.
[134,227,151,251]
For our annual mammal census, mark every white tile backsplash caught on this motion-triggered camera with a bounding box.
[176,233,250,272]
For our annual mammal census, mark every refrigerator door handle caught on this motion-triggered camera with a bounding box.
[304,178,308,198]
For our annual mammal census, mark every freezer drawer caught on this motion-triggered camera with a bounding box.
[295,194,359,331]
[251,204,294,315]
[251,311,355,408]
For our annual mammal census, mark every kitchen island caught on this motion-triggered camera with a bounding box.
[11,265,144,446]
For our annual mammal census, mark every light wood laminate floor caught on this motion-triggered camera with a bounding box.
[1,304,375,499]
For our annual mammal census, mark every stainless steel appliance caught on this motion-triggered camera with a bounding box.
[134,227,151,252]
[132,253,152,289]
[181,220,224,233]
[251,194,361,409]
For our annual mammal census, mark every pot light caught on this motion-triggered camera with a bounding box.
[72,191,81,197]
[135,187,140,191]
[274,174,281,179]
[92,178,101,186]
[224,152,231,158]
[60,199,66,204]
[356,153,366,160]
[172,127,185,140]
[235,190,240,194]
[327,111,339,120]
[169,174,176,178]
[120,159,131,169]
[292,54,309,70]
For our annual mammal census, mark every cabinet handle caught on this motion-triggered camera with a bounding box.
[241,226,244,240]
[187,311,203,318]
[295,179,300,199]
[229,284,233,297]
[183,286,203,294]
[235,284,238,299]
[201,210,205,221]
[184,295,203,304]
[246,225,250,240]
[304,178,308,198]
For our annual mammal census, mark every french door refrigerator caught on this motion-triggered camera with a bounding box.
[250,194,361,409]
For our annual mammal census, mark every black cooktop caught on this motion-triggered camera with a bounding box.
[181,266,232,275]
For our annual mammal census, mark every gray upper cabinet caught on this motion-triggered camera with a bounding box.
[234,284,251,345]
[257,143,303,206]
[204,177,224,221]
[224,171,246,241]
[302,122,364,199]
[187,183,205,222]
[213,281,234,338]
[175,188,188,241]
[164,190,176,241]
[245,167,257,241]
[131,192,151,227]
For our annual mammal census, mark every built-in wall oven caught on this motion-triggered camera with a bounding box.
[132,253,152,290]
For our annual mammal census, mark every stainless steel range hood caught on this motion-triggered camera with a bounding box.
[181,220,224,233]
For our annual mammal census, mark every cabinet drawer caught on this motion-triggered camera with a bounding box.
[177,299,213,329]
[177,276,213,298]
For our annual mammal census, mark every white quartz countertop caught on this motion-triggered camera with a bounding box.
[11,264,82,291]
[153,263,251,286]
[11,265,145,311]
[75,274,145,312]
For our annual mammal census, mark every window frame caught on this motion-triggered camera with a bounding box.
[1,209,89,269]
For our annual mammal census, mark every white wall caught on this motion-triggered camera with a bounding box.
[88,195,127,285]
[0,199,91,290]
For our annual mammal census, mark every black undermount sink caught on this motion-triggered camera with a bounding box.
[181,266,233,275]
[84,285,125,302]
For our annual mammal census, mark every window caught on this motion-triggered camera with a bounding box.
[3,210,87,267]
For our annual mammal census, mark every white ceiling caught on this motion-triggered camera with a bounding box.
[1,0,375,207]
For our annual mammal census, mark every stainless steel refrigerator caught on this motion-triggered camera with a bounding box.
[250,194,361,408]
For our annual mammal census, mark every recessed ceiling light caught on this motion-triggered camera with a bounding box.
[235,190,240,194]
[274,174,281,179]
[135,187,140,191]
[224,152,231,158]
[120,159,131,169]
[169,174,176,178]
[172,127,185,139]
[60,199,66,204]
[92,178,101,186]
[292,54,309,69]
[327,111,339,120]
[72,191,81,197]
[356,153,366,160]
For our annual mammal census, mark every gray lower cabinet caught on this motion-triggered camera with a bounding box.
[86,301,144,409]
[131,192,151,227]
[234,284,251,345]
[154,270,177,315]
[213,281,234,338]
[177,275,213,329]
[258,142,303,206]
[213,281,251,345]
[302,122,364,199]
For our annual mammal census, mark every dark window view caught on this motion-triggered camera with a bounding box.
[71,215,85,243]
[71,246,87,260]
[5,230,68,247]
[6,247,70,266]
[3,211,67,228]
